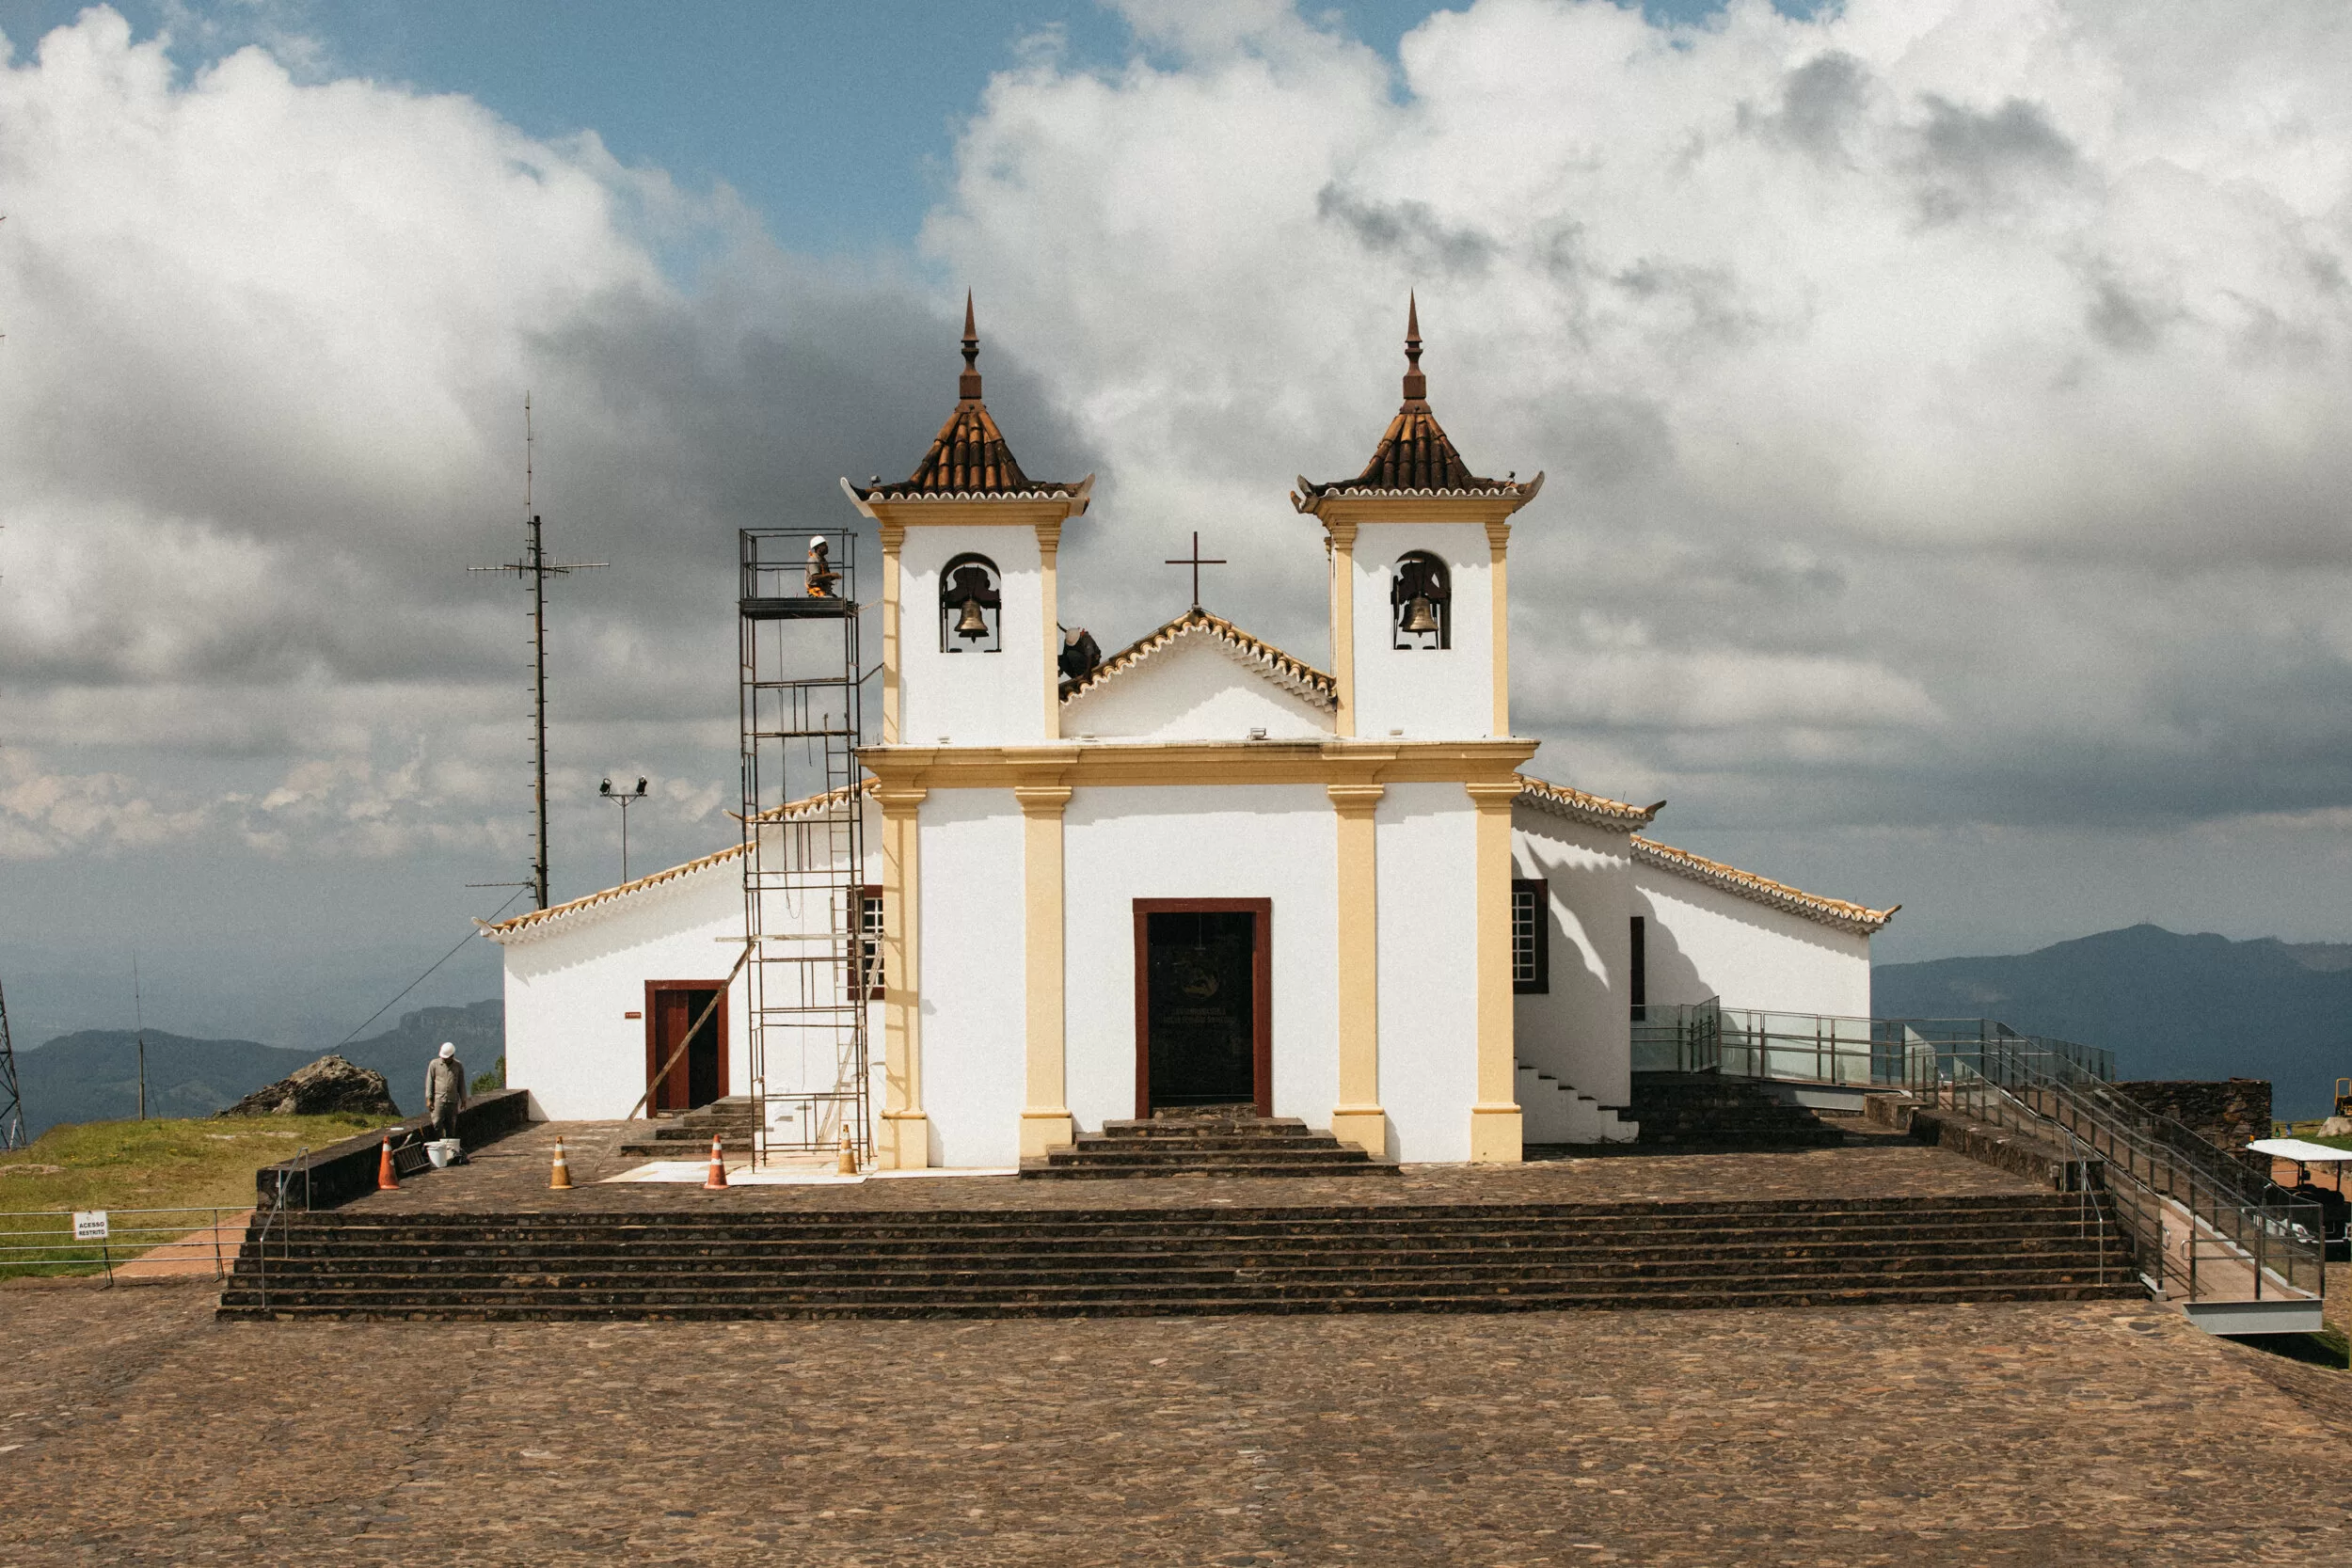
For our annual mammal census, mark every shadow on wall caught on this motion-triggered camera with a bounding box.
[1632,883,1862,1014]
[1543,853,1622,1009]
[1632,891,1708,1008]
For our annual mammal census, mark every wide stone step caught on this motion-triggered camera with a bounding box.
[238,1219,2127,1260]
[231,1214,2125,1255]
[220,1252,2134,1296]
[216,1274,2146,1322]
[233,1226,2125,1263]
[228,1258,2132,1301]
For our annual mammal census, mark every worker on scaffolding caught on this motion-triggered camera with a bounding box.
[805,535,841,598]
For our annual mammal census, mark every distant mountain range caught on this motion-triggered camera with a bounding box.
[1876,925,2352,1119]
[11,1001,502,1140]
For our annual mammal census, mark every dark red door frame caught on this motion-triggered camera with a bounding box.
[1132,898,1273,1119]
[644,978,730,1112]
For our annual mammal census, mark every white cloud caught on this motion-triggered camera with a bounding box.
[3,1,2352,966]
[0,8,1065,886]
[930,0,2352,845]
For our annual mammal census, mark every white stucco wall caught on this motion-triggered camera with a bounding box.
[915,788,1028,1165]
[1512,810,1634,1107]
[1633,866,1874,1019]
[1348,521,1495,741]
[1060,784,1340,1134]
[498,852,753,1122]
[1061,636,1334,742]
[1375,782,1480,1162]
[898,527,1048,747]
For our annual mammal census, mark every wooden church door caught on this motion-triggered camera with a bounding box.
[645,981,728,1113]
[1133,899,1273,1117]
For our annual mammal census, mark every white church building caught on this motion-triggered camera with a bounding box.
[486,305,1896,1166]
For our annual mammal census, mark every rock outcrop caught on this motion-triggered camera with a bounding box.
[216,1054,401,1118]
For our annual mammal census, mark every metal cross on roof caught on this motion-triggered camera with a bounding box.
[1164,531,1227,611]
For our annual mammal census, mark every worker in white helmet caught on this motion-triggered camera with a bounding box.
[805,535,840,598]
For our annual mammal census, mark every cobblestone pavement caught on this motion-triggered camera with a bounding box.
[4,1279,2348,1565]
[342,1121,2040,1216]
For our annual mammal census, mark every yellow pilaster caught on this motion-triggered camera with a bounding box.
[879,521,904,746]
[1485,520,1511,738]
[1465,779,1522,1163]
[1327,781,1385,1155]
[1015,779,1074,1156]
[875,784,928,1168]
[1037,520,1062,739]
[1327,520,1358,736]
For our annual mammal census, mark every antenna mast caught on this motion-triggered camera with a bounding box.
[469,394,607,909]
[0,974,25,1150]
[132,952,147,1122]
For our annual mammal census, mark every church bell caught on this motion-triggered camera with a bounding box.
[954,598,991,640]
[1402,594,1440,635]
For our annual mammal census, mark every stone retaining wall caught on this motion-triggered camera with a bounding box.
[251,1089,532,1210]
[2111,1079,2271,1151]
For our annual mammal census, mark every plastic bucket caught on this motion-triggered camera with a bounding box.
[425,1139,459,1169]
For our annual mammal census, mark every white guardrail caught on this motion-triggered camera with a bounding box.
[0,1206,252,1283]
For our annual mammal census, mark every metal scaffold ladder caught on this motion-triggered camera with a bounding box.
[738,528,870,1166]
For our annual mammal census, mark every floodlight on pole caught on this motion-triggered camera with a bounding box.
[599,775,649,883]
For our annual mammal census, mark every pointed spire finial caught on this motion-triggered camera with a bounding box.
[1402,293,1425,402]
[960,290,982,400]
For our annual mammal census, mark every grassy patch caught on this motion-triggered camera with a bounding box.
[0,1114,401,1219]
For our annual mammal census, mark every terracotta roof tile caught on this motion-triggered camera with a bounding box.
[1061,607,1337,709]
[483,782,877,942]
[481,839,749,942]
[1631,835,1899,936]
[1513,773,1662,832]
[858,294,1084,500]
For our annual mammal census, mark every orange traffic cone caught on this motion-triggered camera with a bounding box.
[836,1128,858,1176]
[703,1133,729,1190]
[548,1136,574,1191]
[377,1136,399,1191]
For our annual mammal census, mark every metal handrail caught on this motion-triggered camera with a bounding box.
[1632,1004,2117,1086]
[1915,1049,2322,1306]
[247,1142,306,1316]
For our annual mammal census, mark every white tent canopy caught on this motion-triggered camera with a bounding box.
[2248,1137,2352,1164]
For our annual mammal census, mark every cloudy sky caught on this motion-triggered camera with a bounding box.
[1,0,2349,1049]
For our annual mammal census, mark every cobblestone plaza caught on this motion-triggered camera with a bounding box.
[6,1150,2351,1566]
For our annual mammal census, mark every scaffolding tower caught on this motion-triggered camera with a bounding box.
[739,528,869,1165]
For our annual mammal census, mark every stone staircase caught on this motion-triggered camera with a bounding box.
[216,1193,2142,1321]
[1517,1061,1639,1144]
[1629,1072,1849,1148]
[1021,1117,1393,1179]
[616,1096,758,1159]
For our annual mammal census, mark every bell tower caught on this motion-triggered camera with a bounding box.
[843,294,1093,748]
[1292,298,1540,741]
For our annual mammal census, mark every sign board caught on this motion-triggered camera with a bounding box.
[72,1211,110,1241]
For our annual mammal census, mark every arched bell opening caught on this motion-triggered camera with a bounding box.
[939,553,1002,653]
[1391,550,1451,650]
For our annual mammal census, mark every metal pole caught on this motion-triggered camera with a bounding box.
[133,952,146,1123]
[531,515,549,910]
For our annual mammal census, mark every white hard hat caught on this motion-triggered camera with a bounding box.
[438,1042,456,1059]
[808,534,828,549]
